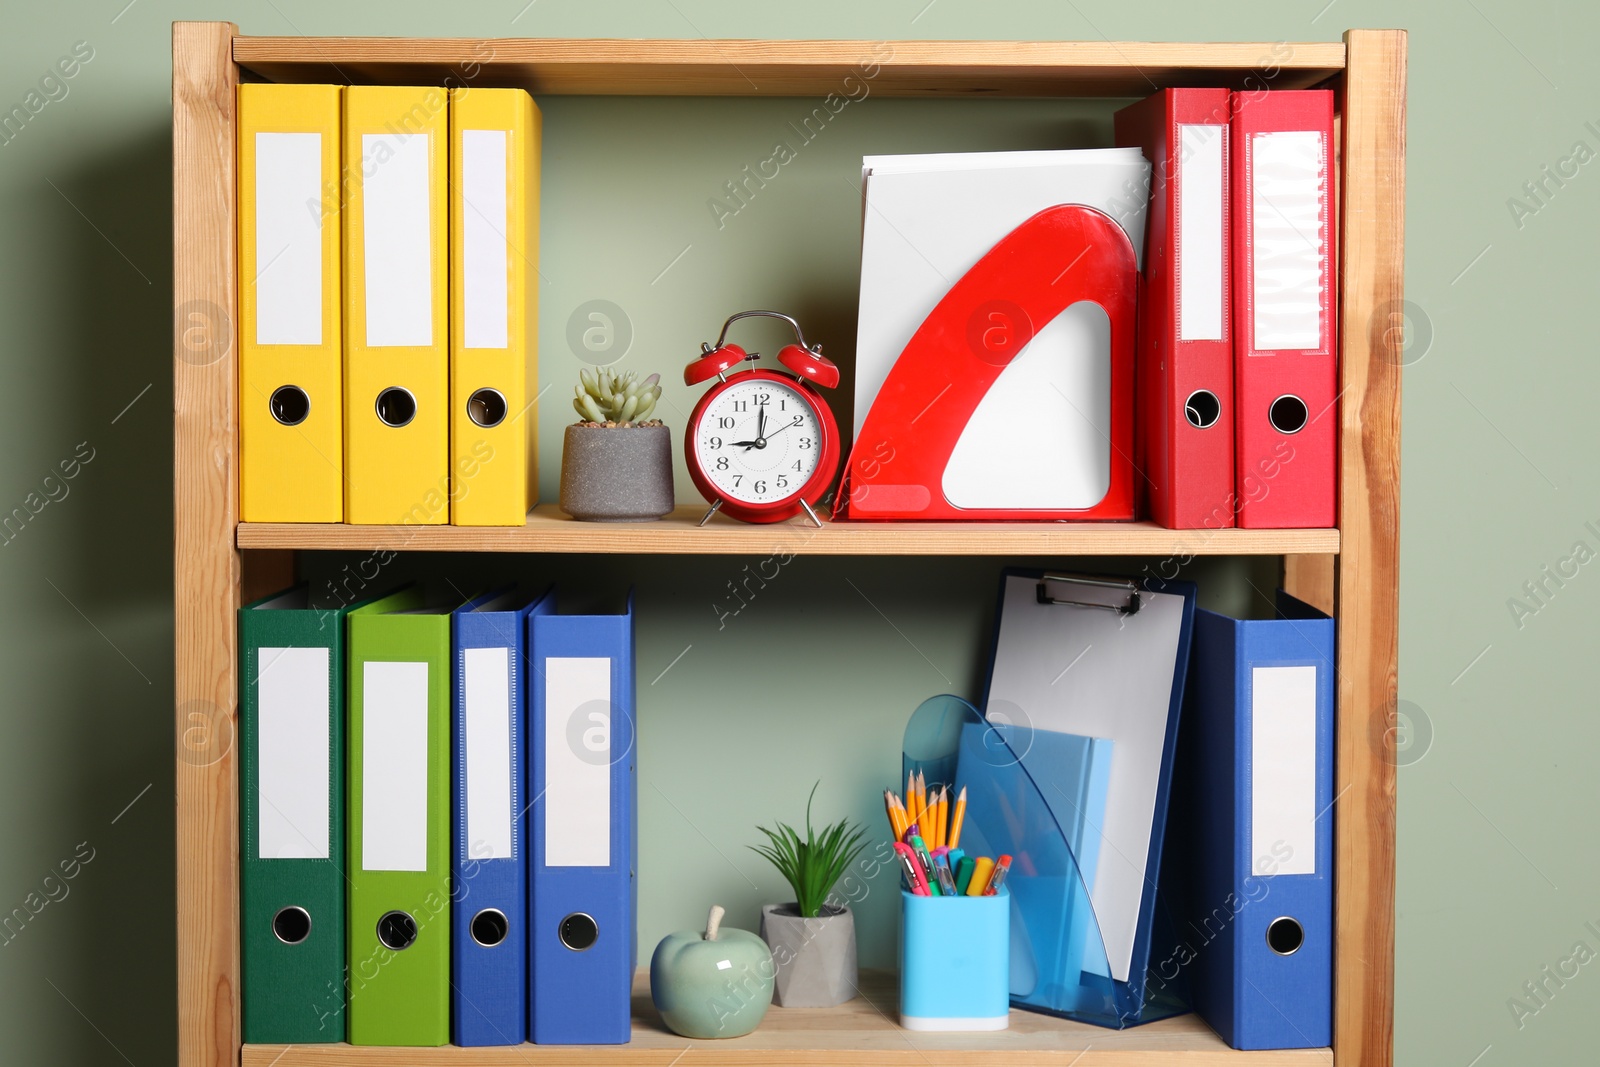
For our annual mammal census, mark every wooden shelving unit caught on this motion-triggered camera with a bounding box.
[238,971,1329,1066]
[173,22,1404,1067]
[238,504,1341,555]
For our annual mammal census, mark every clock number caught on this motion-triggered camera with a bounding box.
[780,398,787,410]
[715,456,729,471]
[791,415,803,426]
[718,417,734,429]
[792,460,802,470]
[754,480,767,494]
[777,475,788,489]
[799,437,813,449]
[755,392,770,404]
[708,436,722,449]
[734,400,748,413]
[731,475,742,486]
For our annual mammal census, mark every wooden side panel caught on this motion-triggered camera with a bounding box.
[174,21,242,1067]
[1284,554,1336,616]
[1334,28,1405,1067]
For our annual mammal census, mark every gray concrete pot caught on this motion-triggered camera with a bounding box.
[759,903,857,1008]
[559,424,674,522]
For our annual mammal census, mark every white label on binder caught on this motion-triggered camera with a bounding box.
[254,133,323,346]
[362,660,430,872]
[1251,665,1318,876]
[362,132,434,347]
[545,657,610,867]
[462,129,510,350]
[257,646,330,859]
[1177,124,1225,342]
[1250,130,1325,351]
[464,646,513,859]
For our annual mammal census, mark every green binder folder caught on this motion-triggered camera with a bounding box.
[346,587,452,1046]
[240,584,382,1043]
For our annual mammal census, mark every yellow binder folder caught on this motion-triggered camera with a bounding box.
[238,84,343,522]
[343,87,449,526]
[449,89,541,526]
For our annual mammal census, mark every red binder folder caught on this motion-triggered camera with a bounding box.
[1230,89,1337,529]
[1115,89,1236,530]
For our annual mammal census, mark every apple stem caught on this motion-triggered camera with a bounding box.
[705,904,725,942]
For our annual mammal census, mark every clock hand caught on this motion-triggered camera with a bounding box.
[757,403,767,440]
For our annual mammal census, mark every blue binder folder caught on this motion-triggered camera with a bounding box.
[450,587,552,1046]
[528,591,637,1044]
[1176,591,1334,1050]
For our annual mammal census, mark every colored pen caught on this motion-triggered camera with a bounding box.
[932,853,959,896]
[909,835,940,895]
[953,855,976,895]
[984,854,1013,895]
[948,786,968,851]
[966,856,995,896]
[892,842,930,896]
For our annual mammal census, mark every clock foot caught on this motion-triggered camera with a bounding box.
[799,499,824,528]
[697,499,724,527]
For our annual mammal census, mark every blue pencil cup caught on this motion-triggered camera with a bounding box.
[899,889,1010,1031]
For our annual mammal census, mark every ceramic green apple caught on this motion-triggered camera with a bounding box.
[650,905,775,1039]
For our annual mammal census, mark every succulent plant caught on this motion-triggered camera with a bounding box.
[573,367,664,426]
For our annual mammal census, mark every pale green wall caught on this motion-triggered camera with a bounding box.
[0,1,1592,1063]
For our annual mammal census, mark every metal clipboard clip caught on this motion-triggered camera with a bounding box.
[1035,572,1143,616]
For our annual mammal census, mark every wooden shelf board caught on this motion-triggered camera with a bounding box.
[242,971,1326,1065]
[232,37,1344,97]
[237,504,1339,556]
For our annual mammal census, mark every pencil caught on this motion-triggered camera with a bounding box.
[912,771,926,830]
[933,787,948,850]
[883,789,902,839]
[893,794,909,840]
[948,786,967,850]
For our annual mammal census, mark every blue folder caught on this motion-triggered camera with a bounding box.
[450,587,552,1046]
[528,591,637,1044]
[1175,591,1334,1050]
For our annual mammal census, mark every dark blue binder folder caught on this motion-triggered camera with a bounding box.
[451,587,552,1046]
[1176,591,1334,1050]
[528,591,636,1044]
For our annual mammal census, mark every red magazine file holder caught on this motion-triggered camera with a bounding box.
[841,204,1137,521]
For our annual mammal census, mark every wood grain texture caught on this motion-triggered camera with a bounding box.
[232,37,1344,97]
[242,971,1327,1066]
[173,21,242,1067]
[237,504,1340,556]
[1333,28,1405,1067]
[1284,554,1337,615]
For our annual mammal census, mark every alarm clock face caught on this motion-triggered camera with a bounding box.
[693,377,824,506]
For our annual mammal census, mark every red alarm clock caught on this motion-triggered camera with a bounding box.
[683,311,841,526]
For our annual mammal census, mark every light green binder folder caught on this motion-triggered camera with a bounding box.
[346,587,452,1046]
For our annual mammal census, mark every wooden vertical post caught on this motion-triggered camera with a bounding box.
[1334,28,1405,1067]
[173,21,242,1067]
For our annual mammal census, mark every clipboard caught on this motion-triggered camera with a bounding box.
[903,568,1197,1028]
